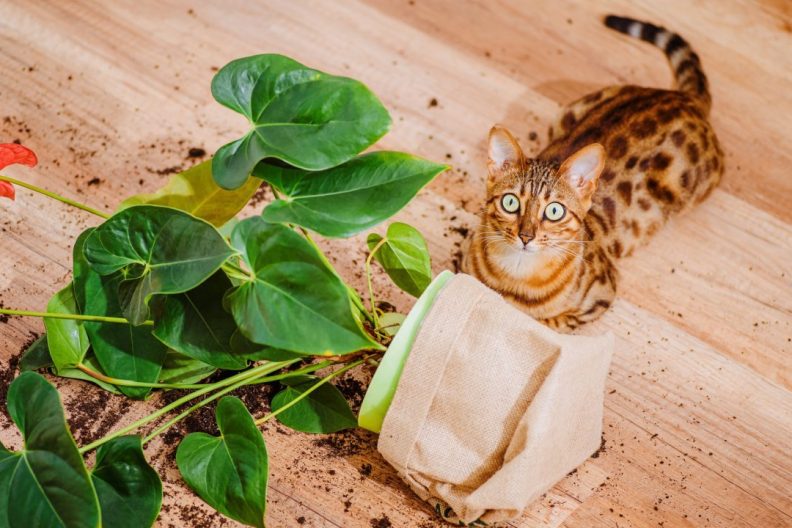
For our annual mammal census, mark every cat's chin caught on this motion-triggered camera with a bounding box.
[493,246,547,278]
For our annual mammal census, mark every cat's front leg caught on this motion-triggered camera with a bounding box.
[540,274,617,332]
[540,302,611,332]
[540,312,585,333]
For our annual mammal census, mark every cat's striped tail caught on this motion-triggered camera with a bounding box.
[604,15,711,115]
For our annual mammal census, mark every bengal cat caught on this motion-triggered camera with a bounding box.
[464,15,724,332]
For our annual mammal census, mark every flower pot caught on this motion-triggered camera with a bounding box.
[359,272,614,525]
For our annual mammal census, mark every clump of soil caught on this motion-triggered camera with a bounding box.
[336,375,366,413]
[449,225,469,238]
[148,165,183,176]
[0,300,9,324]
[359,462,373,477]
[66,388,119,444]
[236,382,274,417]
[370,514,392,528]
[0,333,40,425]
[248,182,271,208]
[0,353,21,424]
[591,435,607,459]
[451,248,464,273]
[186,147,206,159]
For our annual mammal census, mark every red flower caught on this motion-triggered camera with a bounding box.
[0,143,38,201]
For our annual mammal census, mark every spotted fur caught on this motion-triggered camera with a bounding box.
[464,15,724,331]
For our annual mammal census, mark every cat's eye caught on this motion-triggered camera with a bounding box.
[544,202,566,221]
[500,193,520,213]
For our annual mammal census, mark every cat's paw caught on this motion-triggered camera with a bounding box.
[540,314,581,333]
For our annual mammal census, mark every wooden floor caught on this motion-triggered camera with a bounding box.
[1,1,790,526]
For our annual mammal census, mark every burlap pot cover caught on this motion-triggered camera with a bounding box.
[377,273,614,525]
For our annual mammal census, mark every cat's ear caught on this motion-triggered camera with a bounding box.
[488,126,524,177]
[558,143,605,209]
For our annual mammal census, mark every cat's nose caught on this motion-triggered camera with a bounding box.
[518,232,535,245]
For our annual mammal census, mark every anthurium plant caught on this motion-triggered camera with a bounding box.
[0,54,445,527]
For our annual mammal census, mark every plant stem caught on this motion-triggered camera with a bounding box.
[221,259,251,281]
[78,360,297,454]
[0,308,153,326]
[141,359,335,443]
[142,372,255,444]
[76,363,211,390]
[0,174,109,219]
[248,360,333,384]
[366,237,388,328]
[255,357,366,426]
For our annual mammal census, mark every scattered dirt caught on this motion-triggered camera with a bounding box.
[0,333,40,426]
[370,514,392,528]
[248,182,271,208]
[449,225,469,238]
[66,386,122,445]
[313,429,377,458]
[237,381,274,417]
[336,375,366,413]
[147,165,183,176]
[176,503,226,528]
[451,248,464,273]
[359,462,373,477]
[0,353,22,425]
[591,434,607,459]
[186,147,206,159]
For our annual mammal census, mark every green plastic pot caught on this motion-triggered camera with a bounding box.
[358,270,454,433]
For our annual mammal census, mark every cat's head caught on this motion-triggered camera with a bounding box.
[480,126,605,271]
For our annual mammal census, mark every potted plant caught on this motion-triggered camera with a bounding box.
[0,54,446,528]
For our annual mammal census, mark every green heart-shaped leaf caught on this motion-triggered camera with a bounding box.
[19,335,52,372]
[44,284,90,370]
[271,375,357,434]
[0,372,100,528]
[153,271,248,370]
[91,436,161,528]
[119,160,260,227]
[211,54,391,190]
[158,352,217,385]
[74,229,167,399]
[256,152,447,238]
[176,397,268,528]
[83,205,235,325]
[226,217,381,355]
[367,222,433,297]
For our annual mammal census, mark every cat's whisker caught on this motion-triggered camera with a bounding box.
[546,242,591,263]
[545,239,591,244]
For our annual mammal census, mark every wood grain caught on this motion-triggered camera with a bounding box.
[0,1,790,527]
